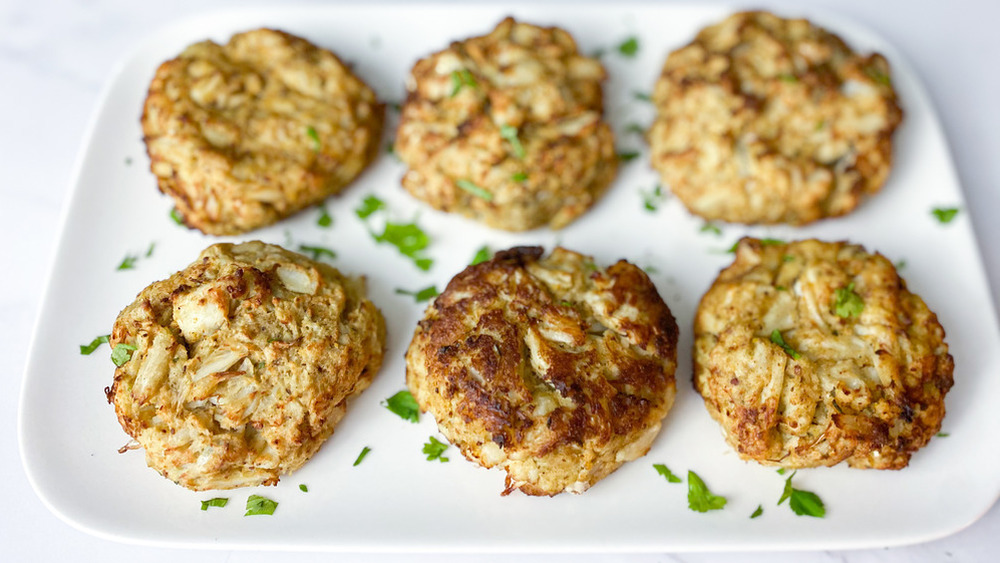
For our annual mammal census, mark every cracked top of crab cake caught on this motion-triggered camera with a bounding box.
[405,246,678,495]
[693,237,953,469]
[394,18,617,231]
[648,11,903,225]
[142,28,384,235]
[107,241,386,490]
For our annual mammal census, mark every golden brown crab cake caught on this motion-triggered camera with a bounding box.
[693,238,953,469]
[107,241,386,490]
[395,18,617,231]
[405,246,678,496]
[648,11,903,225]
[142,28,384,235]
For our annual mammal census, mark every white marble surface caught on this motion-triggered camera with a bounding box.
[3,0,998,561]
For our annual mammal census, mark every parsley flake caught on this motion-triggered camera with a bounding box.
[383,390,419,423]
[456,179,494,201]
[111,343,137,367]
[864,66,892,86]
[895,259,907,270]
[396,285,439,302]
[932,207,960,224]
[687,471,727,512]
[299,484,308,492]
[355,195,385,219]
[499,125,526,159]
[373,221,433,270]
[778,472,826,518]
[423,436,450,462]
[625,123,646,135]
[776,468,787,475]
[80,335,110,355]
[512,171,528,183]
[117,254,137,271]
[306,125,321,151]
[145,242,155,258]
[450,69,477,97]
[353,446,372,466]
[633,90,652,102]
[471,246,492,265]
[244,495,278,516]
[169,208,185,225]
[750,505,764,519]
[317,204,333,228]
[618,151,640,162]
[641,184,666,211]
[700,223,722,236]
[936,432,949,438]
[653,463,682,483]
[200,497,229,511]
[770,330,801,360]
[778,73,798,83]
[618,36,639,57]
[832,282,864,318]
[298,244,336,261]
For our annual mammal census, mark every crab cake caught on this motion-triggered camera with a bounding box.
[395,18,617,231]
[142,28,384,235]
[106,241,386,490]
[648,11,903,225]
[405,246,678,495]
[693,238,953,469]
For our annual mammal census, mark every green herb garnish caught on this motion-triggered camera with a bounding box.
[633,90,652,102]
[306,125,321,151]
[456,179,494,201]
[354,446,372,466]
[653,463,682,483]
[618,36,639,57]
[782,254,795,262]
[200,498,229,511]
[125,157,133,166]
[80,335,110,355]
[776,468,787,475]
[770,329,801,360]
[625,123,645,135]
[299,484,308,492]
[244,495,278,516]
[936,432,949,438]
[383,390,419,423]
[450,69,477,97]
[117,254,137,270]
[499,125,526,159]
[896,259,907,270]
[932,207,959,224]
[170,208,184,225]
[700,223,722,236]
[864,66,892,86]
[111,343,137,367]
[317,204,333,228]
[618,151,640,162]
[145,242,155,258]
[422,436,450,462]
[373,221,434,270]
[687,471,727,513]
[778,471,826,518]
[750,505,764,519]
[396,285,439,302]
[512,171,528,183]
[355,195,385,219]
[778,73,798,83]
[471,246,492,265]
[641,184,666,211]
[298,244,336,261]
[832,282,864,318]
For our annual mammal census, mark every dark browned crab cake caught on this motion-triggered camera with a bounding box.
[648,11,903,225]
[693,238,953,469]
[107,241,386,490]
[395,18,617,231]
[405,246,678,495]
[142,28,384,235]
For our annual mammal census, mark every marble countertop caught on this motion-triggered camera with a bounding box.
[3,1,997,561]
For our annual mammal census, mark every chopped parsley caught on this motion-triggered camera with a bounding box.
[653,463,682,483]
[170,208,185,225]
[383,390,420,423]
[778,472,826,518]
[687,471,727,513]
[422,436,450,462]
[936,432,949,438]
[145,242,155,258]
[641,184,667,211]
[643,264,659,275]
[396,285,439,302]
[782,254,795,262]
[306,125,321,151]
[373,221,433,270]
[728,238,785,253]
[244,495,278,516]
[456,179,494,201]
[117,254,138,271]
[80,335,110,355]
[618,36,639,57]
[633,90,652,102]
[895,259,907,270]
[625,123,646,136]
[499,125,526,159]
[317,204,333,228]
[864,66,892,86]
[111,343,137,367]
[778,73,799,83]
[298,244,336,261]
[386,142,396,155]
[512,171,528,183]
[355,195,385,219]
[770,330,801,360]
[450,69,477,97]
[618,151,640,162]
[200,497,229,511]
[353,446,372,466]
[299,484,308,492]
[471,245,492,265]
[832,282,864,318]
[750,505,764,519]
[700,223,722,236]
[932,207,960,224]
[776,468,787,475]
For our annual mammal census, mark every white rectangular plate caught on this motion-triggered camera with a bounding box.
[18,3,1000,552]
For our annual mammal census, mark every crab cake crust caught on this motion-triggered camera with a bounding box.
[648,11,903,225]
[142,28,384,235]
[107,241,386,490]
[405,247,678,495]
[693,238,953,469]
[395,18,617,231]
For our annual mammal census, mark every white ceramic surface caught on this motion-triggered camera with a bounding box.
[17,3,1000,553]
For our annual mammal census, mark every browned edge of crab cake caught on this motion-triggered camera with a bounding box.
[648,11,903,225]
[107,241,386,490]
[142,28,385,235]
[405,246,678,496]
[692,237,953,469]
[394,18,617,231]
